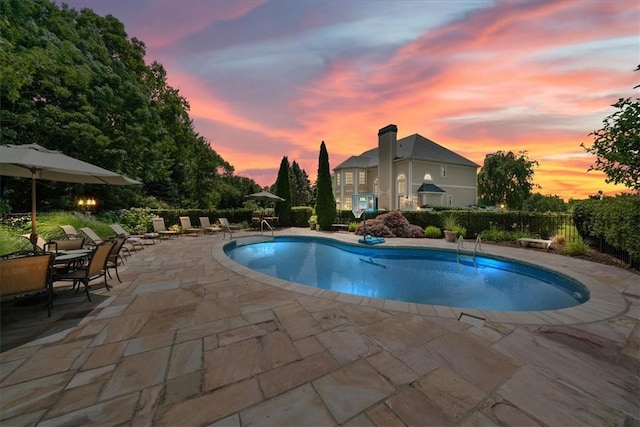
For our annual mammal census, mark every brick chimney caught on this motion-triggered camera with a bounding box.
[377,124,397,210]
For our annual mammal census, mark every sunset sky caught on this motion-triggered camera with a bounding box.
[60,0,639,201]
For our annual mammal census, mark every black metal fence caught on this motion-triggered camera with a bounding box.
[351,210,638,271]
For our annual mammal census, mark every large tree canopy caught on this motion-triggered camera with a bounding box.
[0,0,256,211]
[582,66,640,193]
[477,150,539,210]
[289,160,312,206]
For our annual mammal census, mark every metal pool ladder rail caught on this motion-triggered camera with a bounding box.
[260,220,274,236]
[474,236,482,256]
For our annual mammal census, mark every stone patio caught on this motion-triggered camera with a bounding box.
[1,228,638,426]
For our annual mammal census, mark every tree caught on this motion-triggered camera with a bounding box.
[274,156,292,226]
[477,150,539,210]
[522,193,566,212]
[289,161,312,206]
[315,141,337,230]
[0,0,245,211]
[582,66,640,193]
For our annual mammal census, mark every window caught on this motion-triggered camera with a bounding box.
[345,172,353,185]
[344,198,352,210]
[358,171,366,185]
[396,173,406,195]
[374,178,378,195]
[440,166,447,178]
[336,173,341,186]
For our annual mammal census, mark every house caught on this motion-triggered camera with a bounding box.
[333,124,479,211]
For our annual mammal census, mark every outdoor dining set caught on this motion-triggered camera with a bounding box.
[0,225,140,317]
[0,215,236,317]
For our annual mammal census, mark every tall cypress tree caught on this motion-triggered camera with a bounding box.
[274,156,292,226]
[315,141,337,230]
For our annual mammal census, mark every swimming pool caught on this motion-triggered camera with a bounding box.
[224,236,590,311]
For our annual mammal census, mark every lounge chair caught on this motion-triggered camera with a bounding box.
[60,224,80,239]
[108,224,147,251]
[53,241,115,301]
[199,217,221,235]
[179,216,203,237]
[80,227,104,246]
[152,218,179,239]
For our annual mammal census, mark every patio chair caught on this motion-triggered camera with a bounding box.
[179,216,203,237]
[60,224,80,239]
[53,240,115,301]
[21,233,51,252]
[108,224,147,251]
[106,236,127,283]
[49,237,86,252]
[199,217,222,235]
[0,252,54,316]
[152,217,179,239]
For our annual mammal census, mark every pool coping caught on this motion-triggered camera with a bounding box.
[210,231,629,326]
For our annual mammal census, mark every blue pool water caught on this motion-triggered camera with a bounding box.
[224,236,589,311]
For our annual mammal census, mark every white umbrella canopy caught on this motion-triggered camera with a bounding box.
[245,190,285,202]
[0,143,141,249]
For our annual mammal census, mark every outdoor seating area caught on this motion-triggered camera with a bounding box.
[0,229,637,426]
[250,209,279,230]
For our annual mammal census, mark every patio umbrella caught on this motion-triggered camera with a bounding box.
[245,190,285,202]
[0,143,141,250]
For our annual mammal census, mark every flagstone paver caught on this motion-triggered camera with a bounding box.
[314,360,395,423]
[240,383,336,426]
[0,229,637,426]
[101,346,171,400]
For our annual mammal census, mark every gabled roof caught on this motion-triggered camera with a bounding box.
[334,133,478,170]
[417,182,445,193]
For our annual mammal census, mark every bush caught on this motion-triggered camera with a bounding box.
[453,225,466,238]
[291,206,314,227]
[424,226,441,238]
[572,195,640,260]
[563,237,590,256]
[357,220,392,237]
[482,224,510,242]
[355,211,424,238]
[105,208,155,233]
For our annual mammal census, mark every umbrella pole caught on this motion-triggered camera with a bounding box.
[30,174,37,251]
